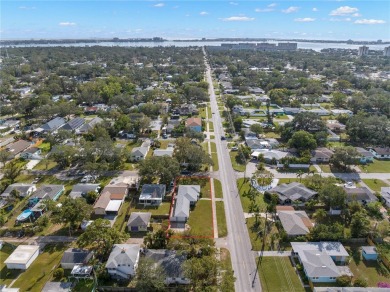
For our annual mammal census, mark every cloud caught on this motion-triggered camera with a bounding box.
[59,22,76,26]
[355,19,386,24]
[330,6,358,16]
[268,3,277,7]
[294,18,315,22]
[200,11,208,15]
[282,6,299,14]
[153,3,165,7]
[352,13,361,17]
[19,6,36,10]
[312,8,318,12]
[255,8,274,12]
[220,16,255,22]
[229,2,238,5]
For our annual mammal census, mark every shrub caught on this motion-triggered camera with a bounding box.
[53,268,64,279]
[353,277,368,287]
[336,275,352,287]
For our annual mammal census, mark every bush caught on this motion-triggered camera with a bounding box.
[336,275,352,287]
[296,264,303,271]
[353,277,368,287]
[53,268,64,279]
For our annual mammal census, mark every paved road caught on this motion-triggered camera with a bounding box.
[204,49,262,292]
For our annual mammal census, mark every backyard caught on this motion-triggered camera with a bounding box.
[258,257,305,292]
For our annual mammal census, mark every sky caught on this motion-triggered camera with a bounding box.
[1,1,390,40]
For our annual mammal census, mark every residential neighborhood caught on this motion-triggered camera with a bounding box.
[0,42,389,292]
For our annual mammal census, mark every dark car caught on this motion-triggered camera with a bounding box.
[221,136,226,140]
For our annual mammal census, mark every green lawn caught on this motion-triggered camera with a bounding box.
[229,152,246,172]
[113,199,132,232]
[199,107,207,119]
[214,179,223,198]
[237,178,267,212]
[216,201,227,237]
[211,152,219,171]
[12,244,68,292]
[207,106,212,119]
[362,179,389,192]
[319,164,332,173]
[277,178,301,184]
[34,159,57,171]
[187,200,213,237]
[37,142,51,153]
[210,135,215,139]
[130,201,171,216]
[210,142,217,153]
[177,177,211,199]
[0,242,21,287]
[73,279,94,291]
[347,245,390,287]
[247,217,279,251]
[258,257,304,292]
[360,160,390,173]
[263,132,281,139]
[208,122,214,132]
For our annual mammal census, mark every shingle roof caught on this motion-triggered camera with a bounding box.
[144,249,187,278]
[106,244,140,269]
[277,210,312,236]
[344,187,377,202]
[140,184,166,200]
[186,117,201,127]
[6,140,31,155]
[1,183,35,198]
[127,212,151,227]
[41,117,66,131]
[131,147,148,157]
[61,248,92,265]
[269,182,317,202]
[177,185,200,203]
[69,184,100,199]
[33,185,64,200]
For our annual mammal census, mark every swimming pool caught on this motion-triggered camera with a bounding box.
[16,209,32,222]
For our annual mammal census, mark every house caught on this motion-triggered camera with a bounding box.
[368,147,390,159]
[4,245,40,270]
[283,107,303,115]
[37,117,66,133]
[179,104,198,116]
[170,185,200,228]
[331,109,353,116]
[0,119,20,131]
[268,182,318,204]
[20,147,42,160]
[355,147,375,164]
[251,149,289,163]
[361,246,378,261]
[291,242,350,283]
[139,184,166,206]
[185,117,202,133]
[246,139,271,151]
[326,120,346,133]
[153,147,174,157]
[60,248,93,269]
[6,140,31,158]
[71,265,93,279]
[276,206,313,236]
[311,148,334,163]
[93,185,128,215]
[0,184,36,199]
[130,147,148,162]
[144,249,190,284]
[108,171,140,190]
[106,244,140,279]
[127,212,151,232]
[380,187,390,208]
[232,105,244,114]
[61,117,85,131]
[344,187,377,205]
[32,185,65,201]
[69,184,100,199]
[76,117,103,134]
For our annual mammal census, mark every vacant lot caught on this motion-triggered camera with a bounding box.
[187,200,213,237]
[258,257,304,292]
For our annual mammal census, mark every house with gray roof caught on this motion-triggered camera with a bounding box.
[106,244,140,279]
[380,187,390,208]
[355,147,375,164]
[60,248,93,269]
[69,184,100,199]
[76,117,103,134]
[170,185,200,228]
[144,249,190,285]
[32,185,65,201]
[344,187,377,205]
[1,184,36,199]
[130,147,149,162]
[61,117,85,131]
[291,242,351,283]
[6,140,31,158]
[311,148,334,163]
[276,206,313,236]
[153,147,174,157]
[127,212,151,232]
[368,147,390,159]
[139,184,166,206]
[38,117,66,133]
[268,182,318,204]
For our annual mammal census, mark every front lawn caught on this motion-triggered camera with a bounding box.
[247,217,279,251]
[187,200,213,237]
[362,179,389,192]
[12,244,68,292]
[216,201,227,237]
[360,160,390,173]
[258,257,304,292]
[230,152,246,172]
[237,178,267,212]
[213,179,223,198]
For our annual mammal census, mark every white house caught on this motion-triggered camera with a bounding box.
[368,147,390,160]
[106,244,140,279]
[4,245,39,270]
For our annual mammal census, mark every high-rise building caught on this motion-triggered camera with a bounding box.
[358,46,369,56]
[384,46,390,57]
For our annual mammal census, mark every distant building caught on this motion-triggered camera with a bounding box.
[185,117,202,133]
[268,182,318,205]
[358,46,369,56]
[384,46,390,57]
[368,147,390,159]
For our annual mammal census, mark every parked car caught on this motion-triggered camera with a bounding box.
[221,136,226,140]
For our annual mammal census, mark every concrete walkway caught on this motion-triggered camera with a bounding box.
[257,250,292,257]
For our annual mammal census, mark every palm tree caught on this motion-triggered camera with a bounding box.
[296,170,305,182]
[313,209,327,224]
